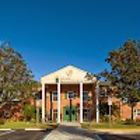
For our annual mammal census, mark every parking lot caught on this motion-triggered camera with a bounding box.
[1,129,140,140]
[0,130,51,140]
[99,133,140,140]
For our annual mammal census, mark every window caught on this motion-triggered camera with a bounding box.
[52,109,57,121]
[83,109,90,121]
[100,89,108,97]
[52,92,57,102]
[72,110,75,115]
[83,91,88,102]
[136,109,140,116]
[67,91,74,99]
[66,110,70,115]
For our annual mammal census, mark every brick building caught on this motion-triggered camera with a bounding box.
[40,65,140,123]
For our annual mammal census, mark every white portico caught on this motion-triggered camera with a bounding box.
[41,65,99,123]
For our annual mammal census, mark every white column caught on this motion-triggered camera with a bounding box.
[57,80,61,123]
[96,83,100,123]
[42,83,45,123]
[80,82,83,123]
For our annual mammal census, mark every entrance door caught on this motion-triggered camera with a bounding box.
[64,106,70,121]
[64,106,77,121]
[71,106,77,121]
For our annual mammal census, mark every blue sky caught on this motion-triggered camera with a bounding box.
[0,0,140,81]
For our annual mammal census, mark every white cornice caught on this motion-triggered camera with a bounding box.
[41,65,97,84]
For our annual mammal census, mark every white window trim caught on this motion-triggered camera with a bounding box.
[83,108,90,120]
[100,89,108,97]
[67,91,74,99]
[83,91,88,102]
[52,109,58,121]
[52,91,57,102]
[136,109,140,116]
[52,109,53,121]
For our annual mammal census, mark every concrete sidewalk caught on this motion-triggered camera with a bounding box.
[44,122,96,140]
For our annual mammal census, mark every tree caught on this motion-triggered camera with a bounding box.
[0,41,39,104]
[100,39,140,120]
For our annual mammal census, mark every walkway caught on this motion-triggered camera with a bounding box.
[44,122,95,140]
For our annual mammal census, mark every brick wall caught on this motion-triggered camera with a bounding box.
[37,84,140,121]
[45,84,94,121]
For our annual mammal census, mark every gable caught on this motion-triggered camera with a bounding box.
[41,65,97,84]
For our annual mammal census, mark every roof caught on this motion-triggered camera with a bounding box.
[41,65,97,84]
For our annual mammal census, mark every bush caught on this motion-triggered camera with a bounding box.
[0,110,4,118]
[18,116,24,121]
[100,102,120,122]
[100,115,109,123]
[23,105,36,121]
[136,119,140,126]
[124,119,134,125]
[30,118,36,123]
[0,118,5,125]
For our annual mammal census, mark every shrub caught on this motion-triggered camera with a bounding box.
[30,118,36,123]
[23,105,36,121]
[0,118,5,125]
[100,115,109,123]
[136,119,140,126]
[0,110,4,118]
[18,116,24,121]
[124,119,134,125]
[100,102,120,122]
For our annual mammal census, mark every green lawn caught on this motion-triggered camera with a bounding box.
[82,122,140,129]
[0,121,58,129]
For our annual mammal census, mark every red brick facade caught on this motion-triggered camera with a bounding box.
[44,84,95,122]
[38,84,140,122]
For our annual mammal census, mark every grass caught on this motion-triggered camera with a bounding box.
[82,122,140,130]
[82,122,140,133]
[0,121,58,129]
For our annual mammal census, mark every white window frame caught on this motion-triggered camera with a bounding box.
[52,91,57,102]
[100,89,108,97]
[52,109,58,121]
[83,91,88,102]
[136,109,140,116]
[67,91,74,99]
[83,108,90,120]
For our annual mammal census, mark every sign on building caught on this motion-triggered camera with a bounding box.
[108,97,112,106]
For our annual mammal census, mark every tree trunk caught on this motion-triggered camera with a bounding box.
[131,105,134,120]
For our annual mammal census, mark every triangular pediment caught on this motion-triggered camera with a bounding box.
[41,65,97,84]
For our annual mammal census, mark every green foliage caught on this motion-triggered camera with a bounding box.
[23,104,42,122]
[100,39,140,120]
[23,104,36,121]
[100,102,108,116]
[100,115,109,122]
[100,102,120,122]
[0,109,4,118]
[0,118,5,125]
[123,119,134,125]
[0,41,40,102]
[135,119,140,126]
